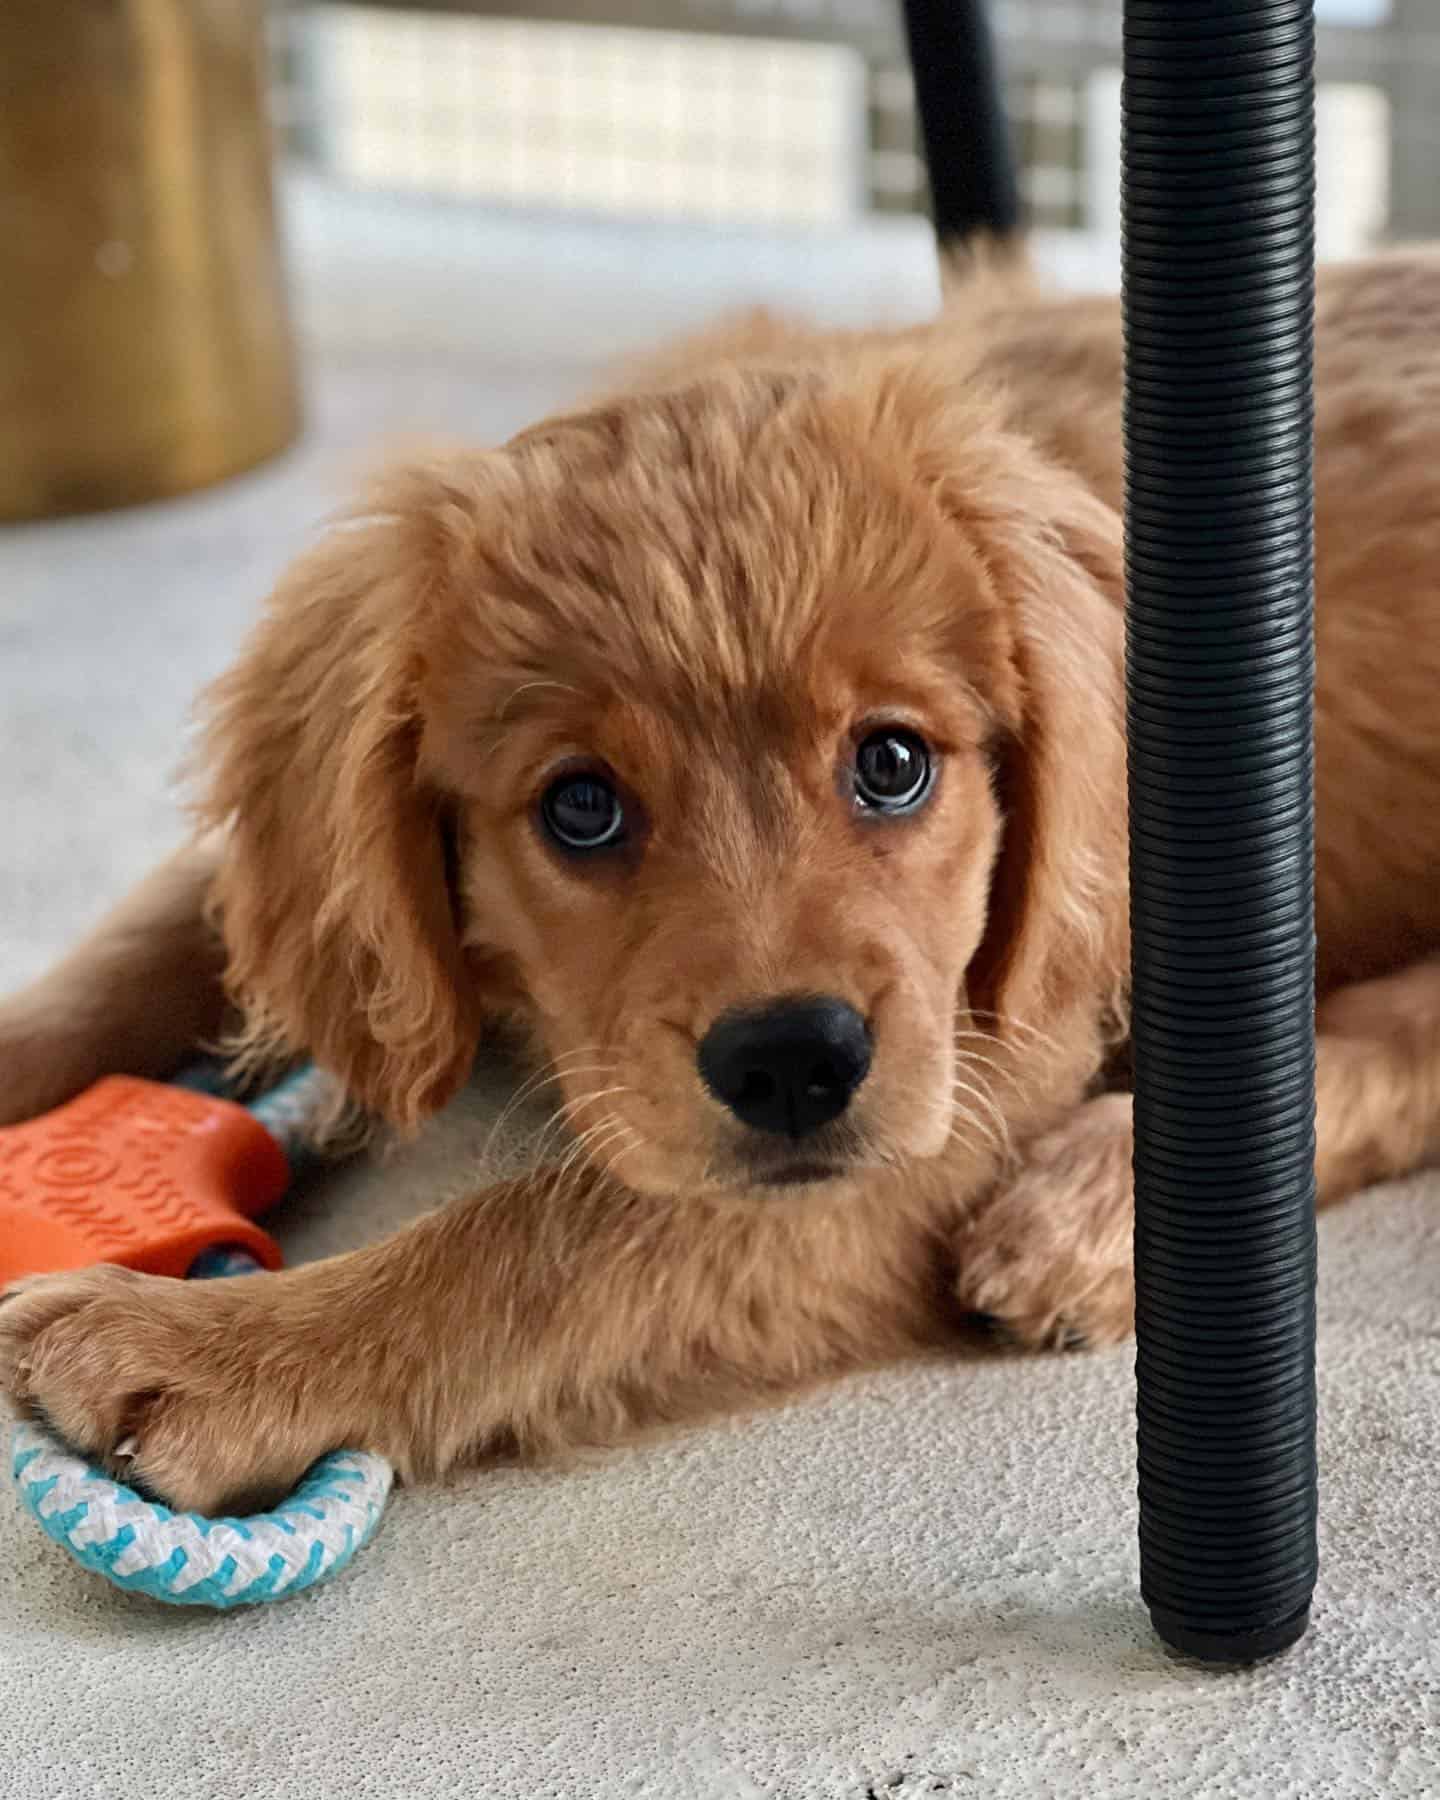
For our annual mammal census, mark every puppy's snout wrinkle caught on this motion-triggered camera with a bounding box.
[697,996,872,1139]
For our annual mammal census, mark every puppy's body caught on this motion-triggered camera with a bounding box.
[5,251,1440,1513]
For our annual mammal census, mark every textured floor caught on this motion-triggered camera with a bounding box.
[2,189,1439,1799]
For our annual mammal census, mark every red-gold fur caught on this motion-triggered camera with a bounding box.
[5,251,1440,1513]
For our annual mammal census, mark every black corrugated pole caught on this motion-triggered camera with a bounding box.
[1122,0,1319,1661]
[899,0,1021,247]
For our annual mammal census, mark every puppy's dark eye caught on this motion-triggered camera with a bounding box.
[854,728,933,813]
[541,773,626,852]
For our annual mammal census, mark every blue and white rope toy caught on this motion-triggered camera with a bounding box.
[8,1066,394,1607]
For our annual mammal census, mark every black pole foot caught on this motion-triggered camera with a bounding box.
[1150,1604,1311,1667]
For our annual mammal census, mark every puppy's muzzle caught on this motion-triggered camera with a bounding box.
[697,996,871,1140]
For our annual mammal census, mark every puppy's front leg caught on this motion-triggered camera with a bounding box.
[953,965,1440,1351]
[953,1091,1136,1351]
[0,1163,947,1514]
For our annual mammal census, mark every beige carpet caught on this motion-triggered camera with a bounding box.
[2,187,1438,1800]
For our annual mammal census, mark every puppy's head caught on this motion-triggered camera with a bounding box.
[201,359,1126,1196]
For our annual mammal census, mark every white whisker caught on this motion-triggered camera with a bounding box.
[497,678,584,722]
[591,1124,644,1188]
[544,1106,642,1197]
[949,1037,1019,1090]
[946,1073,1011,1160]
[480,1050,619,1169]
[561,1083,635,1119]
[964,1008,1065,1062]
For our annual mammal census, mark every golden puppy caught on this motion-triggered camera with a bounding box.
[4,251,1440,1515]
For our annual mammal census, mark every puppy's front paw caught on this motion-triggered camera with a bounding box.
[954,1092,1135,1352]
[0,1266,330,1514]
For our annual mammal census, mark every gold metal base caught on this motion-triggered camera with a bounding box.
[0,0,300,521]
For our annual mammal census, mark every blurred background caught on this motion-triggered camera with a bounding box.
[266,0,1416,368]
[3,0,1431,510]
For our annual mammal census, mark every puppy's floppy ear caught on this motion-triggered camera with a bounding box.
[884,372,1130,1036]
[961,471,1129,1035]
[197,466,486,1130]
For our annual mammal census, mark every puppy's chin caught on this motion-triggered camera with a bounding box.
[748,1159,849,1188]
[684,1164,860,1206]
[604,1135,865,1202]
[592,1108,952,1201]
[722,1107,963,1196]
[715,1125,878,1198]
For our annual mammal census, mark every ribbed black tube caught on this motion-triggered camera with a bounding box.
[1123,0,1318,1662]
[900,0,1021,246]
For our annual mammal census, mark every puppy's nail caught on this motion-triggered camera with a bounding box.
[114,1436,139,1459]
[967,1310,1020,1346]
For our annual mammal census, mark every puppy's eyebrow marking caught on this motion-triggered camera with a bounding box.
[496,680,584,723]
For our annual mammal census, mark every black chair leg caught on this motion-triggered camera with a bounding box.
[1122,0,1319,1664]
[899,0,1320,1665]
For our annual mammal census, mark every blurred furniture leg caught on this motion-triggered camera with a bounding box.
[0,0,300,521]
[897,0,1020,247]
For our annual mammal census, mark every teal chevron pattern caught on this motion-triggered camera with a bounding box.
[11,1423,393,1607]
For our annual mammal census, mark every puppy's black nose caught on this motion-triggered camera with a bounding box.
[698,996,872,1139]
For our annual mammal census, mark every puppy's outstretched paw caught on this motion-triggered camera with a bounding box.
[954,1091,1135,1352]
[0,1265,331,1515]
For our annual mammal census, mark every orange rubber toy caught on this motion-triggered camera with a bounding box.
[5,1062,392,1612]
[0,1075,288,1285]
